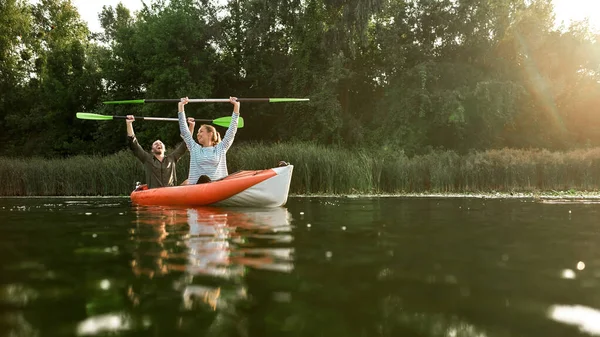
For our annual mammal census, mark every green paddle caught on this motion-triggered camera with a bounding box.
[76,112,244,128]
[103,97,310,104]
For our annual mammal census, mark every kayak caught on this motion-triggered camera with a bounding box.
[130,164,294,207]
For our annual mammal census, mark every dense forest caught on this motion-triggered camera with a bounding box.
[1,0,600,159]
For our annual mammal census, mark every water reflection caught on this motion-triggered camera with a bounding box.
[4,197,600,336]
[379,295,491,337]
[548,304,600,335]
[128,204,294,331]
[76,312,146,336]
[0,284,39,337]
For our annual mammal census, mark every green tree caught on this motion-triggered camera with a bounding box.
[2,0,103,156]
[0,0,32,152]
[96,0,219,152]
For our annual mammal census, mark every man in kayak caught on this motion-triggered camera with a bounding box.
[126,115,194,188]
[177,96,241,184]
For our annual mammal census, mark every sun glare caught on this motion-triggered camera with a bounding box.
[553,0,600,32]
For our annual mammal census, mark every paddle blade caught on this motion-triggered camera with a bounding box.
[103,99,145,104]
[76,113,114,121]
[212,116,245,128]
[269,98,310,103]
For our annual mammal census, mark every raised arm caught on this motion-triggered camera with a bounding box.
[126,115,135,137]
[171,142,187,161]
[177,97,196,149]
[171,119,194,160]
[126,115,150,161]
[188,118,195,135]
[217,97,240,153]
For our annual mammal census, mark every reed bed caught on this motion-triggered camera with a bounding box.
[2,143,600,196]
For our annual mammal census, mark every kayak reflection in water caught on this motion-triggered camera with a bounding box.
[128,205,294,332]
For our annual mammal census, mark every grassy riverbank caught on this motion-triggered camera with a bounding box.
[1,142,600,196]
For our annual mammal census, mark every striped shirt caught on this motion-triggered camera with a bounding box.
[178,111,239,183]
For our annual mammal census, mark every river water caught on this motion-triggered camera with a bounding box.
[0,196,599,336]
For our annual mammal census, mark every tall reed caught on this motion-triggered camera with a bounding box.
[2,143,600,196]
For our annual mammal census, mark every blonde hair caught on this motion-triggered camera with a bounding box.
[201,124,221,146]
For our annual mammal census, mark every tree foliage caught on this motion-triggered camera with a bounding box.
[2,0,600,157]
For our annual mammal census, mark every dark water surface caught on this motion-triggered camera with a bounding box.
[1,196,599,336]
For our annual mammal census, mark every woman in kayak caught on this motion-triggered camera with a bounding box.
[177,96,241,184]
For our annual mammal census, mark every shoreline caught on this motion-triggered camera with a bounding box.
[2,191,600,199]
[293,192,600,199]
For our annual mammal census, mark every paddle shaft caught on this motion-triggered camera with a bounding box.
[114,115,215,122]
[148,98,269,103]
[76,112,243,127]
[103,98,310,104]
